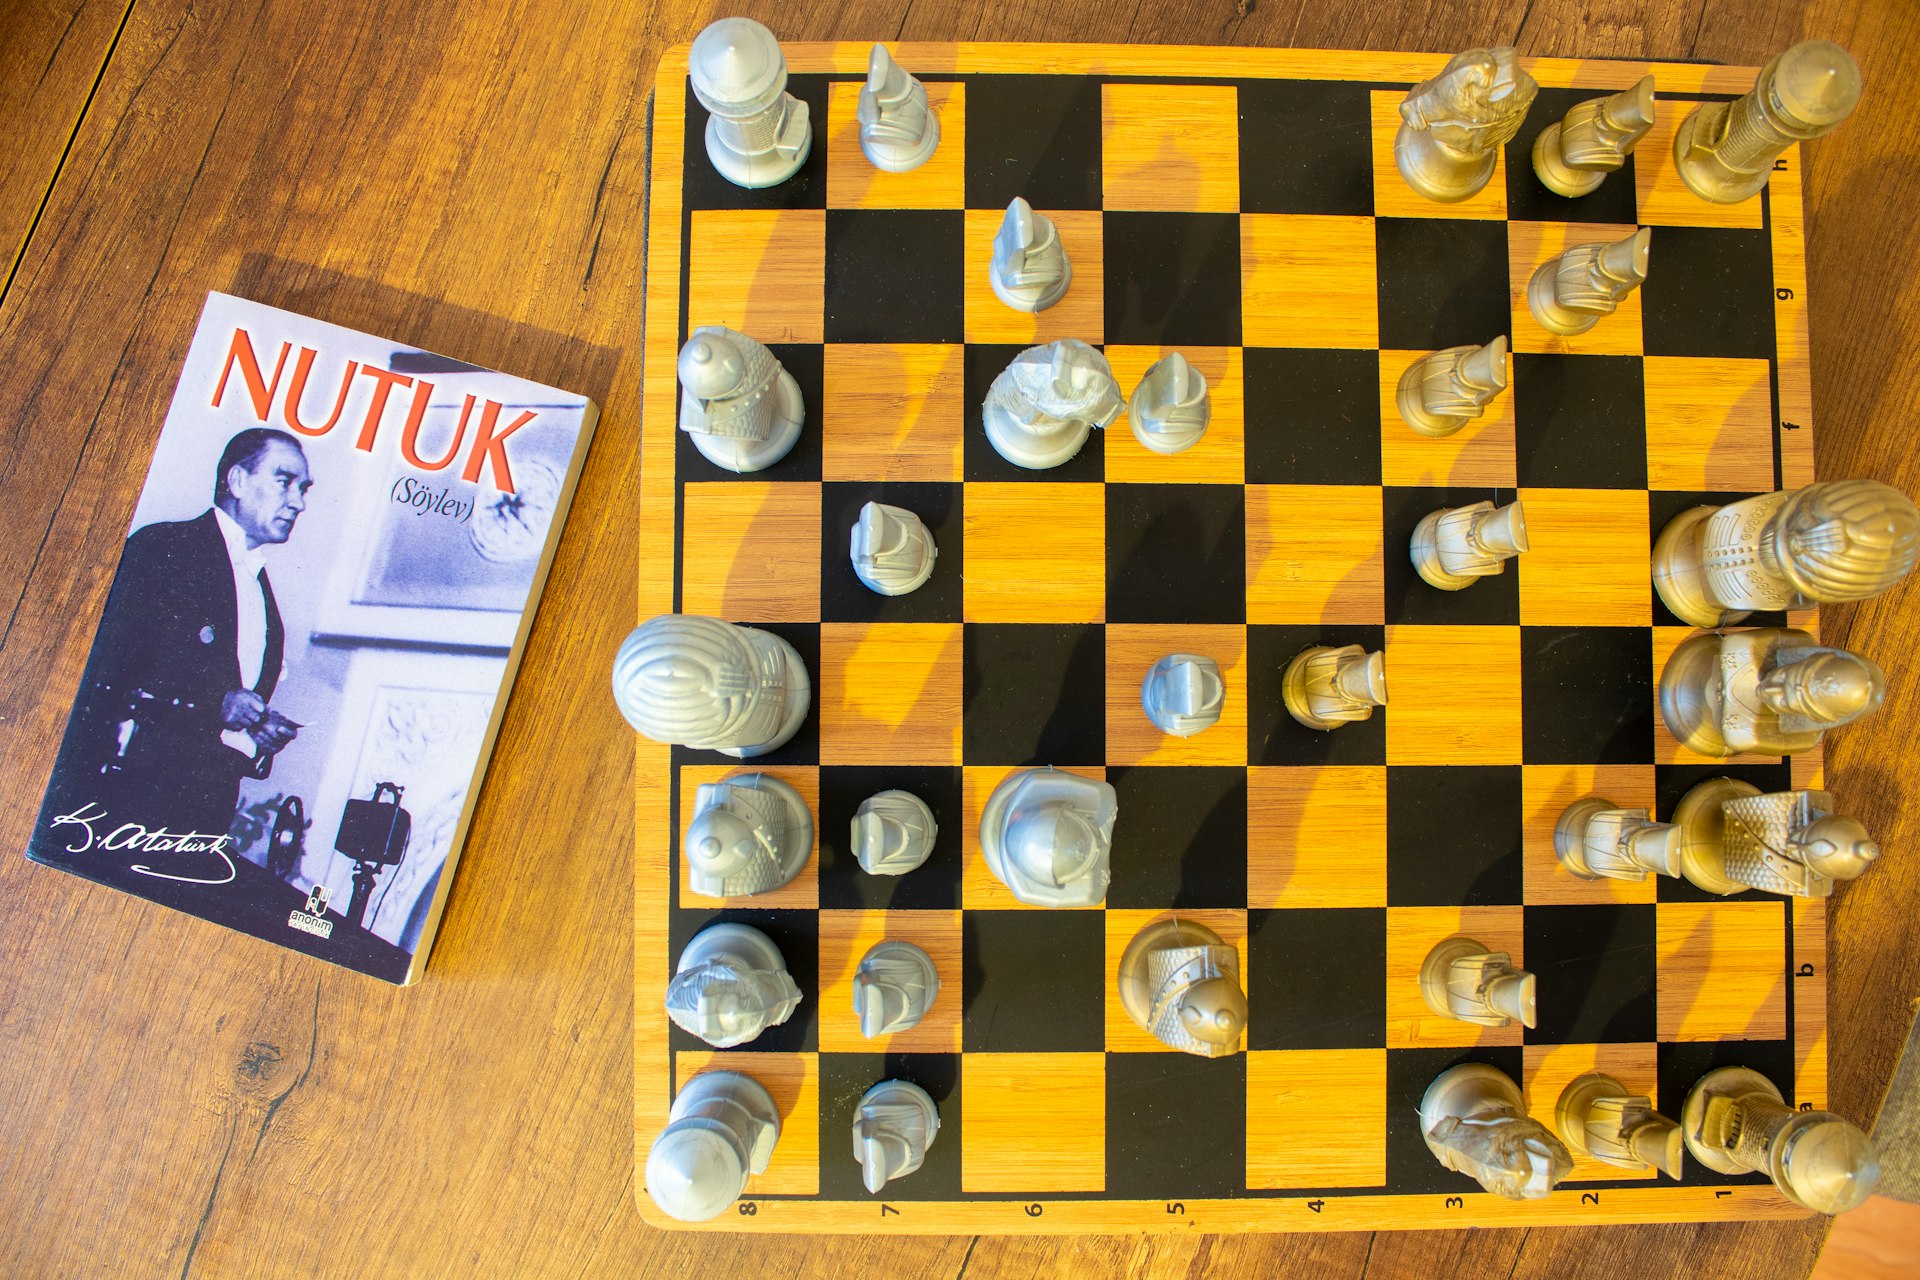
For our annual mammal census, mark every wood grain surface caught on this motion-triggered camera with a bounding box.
[0,0,1915,1276]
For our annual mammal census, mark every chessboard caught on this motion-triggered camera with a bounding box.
[634,41,1830,1233]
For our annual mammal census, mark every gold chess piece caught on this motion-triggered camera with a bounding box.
[1411,499,1528,591]
[1683,1068,1880,1213]
[1281,644,1387,730]
[1659,627,1885,758]
[1527,227,1651,336]
[1557,1072,1684,1178]
[1674,40,1863,204]
[1396,336,1508,437]
[1396,47,1540,202]
[1421,1064,1573,1200]
[1420,935,1535,1029]
[1553,795,1683,883]
[1532,76,1657,197]
[1670,779,1880,897]
[1117,918,1247,1058]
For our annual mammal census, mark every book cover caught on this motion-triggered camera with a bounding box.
[27,292,599,984]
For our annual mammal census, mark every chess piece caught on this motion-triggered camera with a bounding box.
[1128,351,1211,454]
[1532,76,1657,197]
[857,44,939,172]
[1674,41,1863,205]
[1420,935,1536,1029]
[1659,628,1885,758]
[1671,779,1880,898]
[683,772,814,898]
[1556,1072,1684,1178]
[645,1071,781,1222]
[689,17,812,189]
[1652,479,1920,629]
[1527,227,1651,336]
[989,197,1072,313]
[851,788,938,876]
[982,338,1123,470]
[853,940,940,1037]
[1682,1067,1880,1213]
[979,767,1116,908]
[665,923,803,1048]
[1396,46,1540,202]
[677,326,805,473]
[850,501,937,596]
[613,614,811,758]
[1553,795,1684,884]
[1396,336,1508,438]
[1421,1063,1574,1200]
[1281,644,1387,731]
[852,1080,941,1193]
[1117,917,1247,1058]
[1411,499,1529,591]
[1141,653,1225,738]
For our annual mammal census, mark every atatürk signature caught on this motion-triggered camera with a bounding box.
[51,802,237,885]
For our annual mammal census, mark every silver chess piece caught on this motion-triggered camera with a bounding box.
[852,1079,941,1193]
[1396,336,1508,438]
[1527,227,1651,336]
[850,501,937,596]
[1128,351,1211,454]
[1281,644,1387,731]
[1652,479,1920,629]
[982,338,1122,470]
[979,767,1116,908]
[1412,499,1529,591]
[613,614,811,758]
[1141,653,1225,738]
[1683,1067,1880,1214]
[1557,1072,1684,1178]
[851,788,938,877]
[989,197,1072,313]
[853,940,940,1037]
[645,1071,781,1222]
[683,772,814,898]
[689,17,811,189]
[1532,76,1657,198]
[857,44,940,172]
[1420,935,1536,1029]
[678,325,805,473]
[1396,46,1540,202]
[1117,918,1247,1058]
[1422,1063,1573,1200]
[1671,779,1880,898]
[1674,40,1863,205]
[1553,795,1684,884]
[665,922,803,1048]
[1659,627,1885,759]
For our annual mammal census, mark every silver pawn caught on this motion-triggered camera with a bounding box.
[1129,352,1211,454]
[665,922,803,1048]
[990,197,1072,313]
[1396,47,1540,202]
[1422,1064,1573,1200]
[1532,76,1657,198]
[678,326,805,473]
[853,1080,941,1193]
[1557,1072,1684,1178]
[850,501,937,596]
[1553,795,1683,884]
[1527,227,1651,336]
[1141,653,1225,738]
[1282,644,1387,731]
[851,789,938,877]
[1412,499,1529,591]
[1683,1067,1879,1213]
[853,940,940,1037]
[689,18,812,189]
[1396,336,1508,438]
[857,45,939,173]
[1670,779,1880,898]
[1420,934,1536,1029]
[1674,41,1863,205]
[645,1071,781,1222]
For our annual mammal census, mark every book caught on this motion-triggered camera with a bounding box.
[26,292,600,983]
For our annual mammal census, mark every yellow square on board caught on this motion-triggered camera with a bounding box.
[818,622,962,765]
[672,1051,819,1195]
[1379,348,1517,487]
[1386,905,1525,1049]
[962,1053,1106,1192]
[822,344,964,482]
[1241,214,1379,349]
[677,766,820,909]
[1101,83,1241,212]
[962,765,1107,910]
[1522,764,1658,905]
[826,79,965,209]
[1104,624,1248,766]
[816,910,963,1052]
[687,208,825,343]
[1643,356,1775,492]
[1651,627,1782,765]
[1370,90,1508,220]
[1104,346,1244,484]
[964,208,1104,345]
[1634,102,1767,230]
[1384,625,1523,765]
[963,482,1106,623]
[1105,909,1249,1051]
[1247,1049,1387,1188]
[1507,221,1646,356]
[1246,484,1385,625]
[1515,487,1652,627]
[1248,766,1388,909]
[1657,901,1788,1041]
[1521,1043,1661,1183]
[680,482,823,622]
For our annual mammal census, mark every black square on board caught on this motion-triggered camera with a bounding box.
[817,1052,961,1200]
[1105,483,1246,624]
[673,343,824,483]
[1387,766,1522,905]
[962,623,1106,765]
[1238,79,1374,216]
[1247,624,1387,766]
[1520,627,1655,764]
[963,344,1107,481]
[1105,1051,1248,1199]
[1656,1039,1794,1186]
[1376,218,1512,351]
[1243,348,1383,485]
[1512,353,1648,488]
[1248,908,1387,1049]
[1648,491,1787,628]
[1503,87,1641,225]
[1103,211,1244,346]
[961,910,1105,1051]
[667,622,820,766]
[1385,1045,1523,1194]
[963,74,1104,211]
[681,75,831,210]
[1383,486,1520,626]
[824,209,965,344]
[816,766,963,910]
[1106,766,1248,909]
[666,906,820,1053]
[1523,903,1657,1044]
[1641,226,1776,359]
[820,482,964,623]
[1654,762,1794,902]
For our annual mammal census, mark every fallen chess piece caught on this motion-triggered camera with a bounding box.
[1675,40,1862,204]
[1532,75,1656,198]
[1141,653,1225,738]
[677,325,805,473]
[850,500,937,596]
[665,922,803,1048]
[1553,794,1683,884]
[990,197,1072,313]
[1557,1071,1684,1178]
[979,767,1116,908]
[1421,1063,1573,1200]
[1117,917,1247,1058]
[851,788,938,876]
[853,940,940,1037]
[613,613,812,758]
[1682,1067,1879,1213]
[1420,934,1536,1029]
[683,772,814,898]
[1396,46,1539,202]
[689,17,812,189]
[1659,627,1884,758]
[1396,336,1508,438]
[1671,779,1880,898]
[853,1079,941,1193]
[1527,226,1651,336]
[645,1071,781,1222]
[1282,644,1387,731]
[1411,498,1528,591]
[1129,352,1210,454]
[858,44,940,172]
[982,338,1122,470]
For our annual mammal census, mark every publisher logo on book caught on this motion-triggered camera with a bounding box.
[289,883,333,939]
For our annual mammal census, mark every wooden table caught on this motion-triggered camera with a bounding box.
[1,2,1913,1275]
